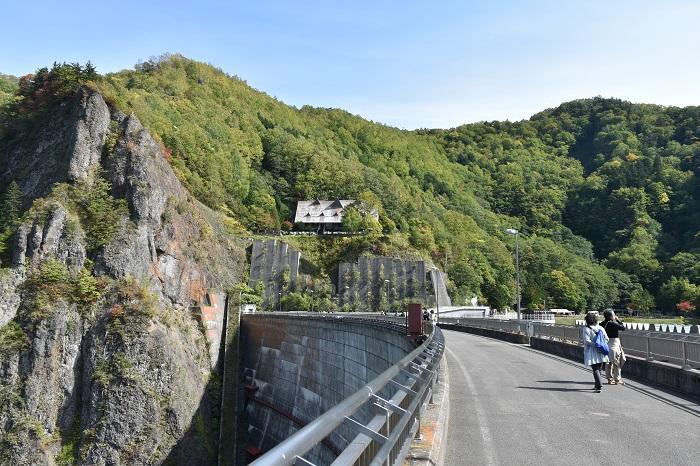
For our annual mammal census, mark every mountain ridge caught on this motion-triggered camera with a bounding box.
[2,55,699,313]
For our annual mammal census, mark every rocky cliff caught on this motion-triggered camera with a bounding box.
[0,87,246,465]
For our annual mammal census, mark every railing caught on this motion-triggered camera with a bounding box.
[439,316,530,335]
[250,315,445,466]
[441,318,700,370]
[530,323,700,370]
[573,320,700,334]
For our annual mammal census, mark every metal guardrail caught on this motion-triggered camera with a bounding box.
[249,314,445,466]
[441,317,700,370]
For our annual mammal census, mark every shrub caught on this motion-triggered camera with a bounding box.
[75,268,103,307]
[116,276,156,315]
[0,321,29,357]
[73,172,129,251]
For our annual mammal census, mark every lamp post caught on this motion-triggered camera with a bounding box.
[278,292,282,312]
[505,228,521,320]
[309,290,314,313]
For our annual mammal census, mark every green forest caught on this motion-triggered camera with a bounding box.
[1,55,699,315]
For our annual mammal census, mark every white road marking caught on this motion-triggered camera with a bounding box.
[446,346,497,465]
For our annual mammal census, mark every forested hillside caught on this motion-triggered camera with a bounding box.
[1,55,699,314]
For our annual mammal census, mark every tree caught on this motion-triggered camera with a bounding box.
[280,292,310,312]
[0,181,22,265]
[543,270,585,312]
[676,301,696,314]
[83,61,98,81]
[629,288,655,313]
[341,206,363,232]
[658,277,700,313]
[0,181,21,231]
[230,283,263,307]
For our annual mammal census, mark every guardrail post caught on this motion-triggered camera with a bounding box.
[414,412,422,441]
[681,342,690,370]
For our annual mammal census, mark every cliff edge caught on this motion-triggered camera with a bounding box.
[0,87,245,465]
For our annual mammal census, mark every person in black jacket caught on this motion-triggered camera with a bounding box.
[601,310,627,385]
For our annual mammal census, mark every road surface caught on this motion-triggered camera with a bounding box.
[443,329,700,465]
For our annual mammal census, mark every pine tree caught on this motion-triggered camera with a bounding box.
[0,181,21,231]
[83,61,98,81]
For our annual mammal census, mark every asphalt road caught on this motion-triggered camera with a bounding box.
[443,329,700,466]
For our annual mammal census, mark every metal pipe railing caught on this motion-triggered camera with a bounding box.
[250,315,444,466]
[440,318,700,369]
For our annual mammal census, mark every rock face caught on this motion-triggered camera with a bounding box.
[0,88,246,465]
[0,89,110,201]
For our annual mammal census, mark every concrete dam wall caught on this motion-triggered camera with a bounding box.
[240,314,416,464]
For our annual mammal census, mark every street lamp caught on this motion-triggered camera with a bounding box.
[309,290,314,313]
[505,228,521,320]
[278,292,282,312]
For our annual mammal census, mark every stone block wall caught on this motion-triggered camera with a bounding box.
[338,256,427,310]
[248,239,301,308]
[240,315,416,464]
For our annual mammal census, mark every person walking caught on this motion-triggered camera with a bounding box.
[601,309,626,385]
[583,312,609,393]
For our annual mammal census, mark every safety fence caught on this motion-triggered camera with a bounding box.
[250,314,445,466]
[440,317,700,370]
[573,320,700,334]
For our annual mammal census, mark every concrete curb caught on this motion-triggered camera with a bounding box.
[405,354,450,466]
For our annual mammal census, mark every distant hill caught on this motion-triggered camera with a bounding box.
[2,55,699,313]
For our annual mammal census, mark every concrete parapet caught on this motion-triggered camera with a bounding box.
[529,337,700,401]
[438,322,530,344]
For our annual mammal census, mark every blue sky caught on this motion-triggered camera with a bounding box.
[1,0,699,129]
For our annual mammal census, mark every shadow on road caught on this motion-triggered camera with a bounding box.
[535,380,591,385]
[517,386,594,392]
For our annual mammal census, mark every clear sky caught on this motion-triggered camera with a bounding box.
[1,0,699,129]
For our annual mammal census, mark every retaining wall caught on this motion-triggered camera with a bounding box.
[248,239,302,308]
[240,315,416,464]
[338,256,427,309]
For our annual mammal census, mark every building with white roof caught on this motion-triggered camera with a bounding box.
[293,199,378,232]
